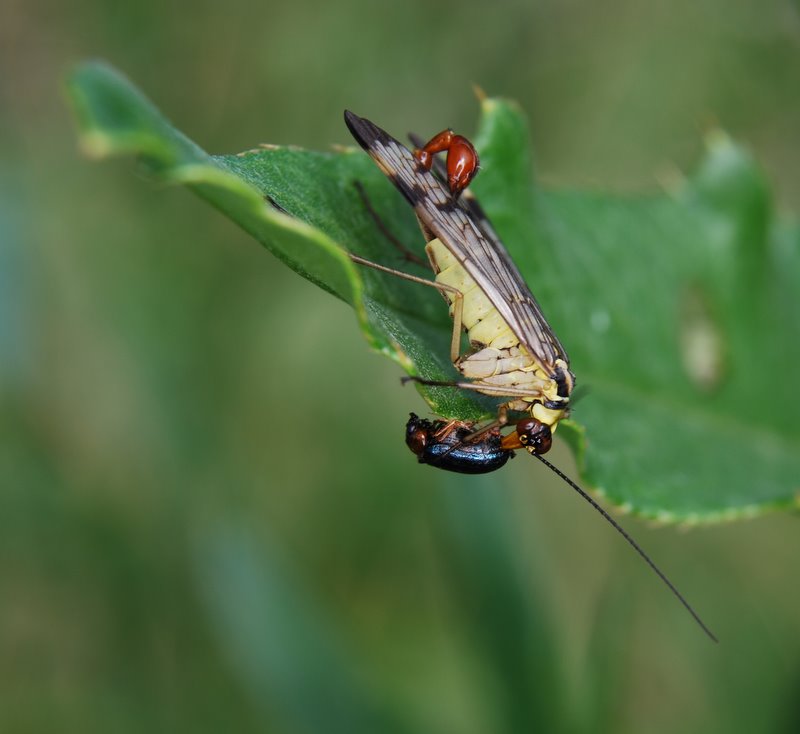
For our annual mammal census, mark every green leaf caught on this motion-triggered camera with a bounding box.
[65,61,800,522]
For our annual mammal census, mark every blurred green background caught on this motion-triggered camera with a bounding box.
[2,1,800,732]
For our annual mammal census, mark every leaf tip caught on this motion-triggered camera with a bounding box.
[76,129,115,159]
[703,128,733,153]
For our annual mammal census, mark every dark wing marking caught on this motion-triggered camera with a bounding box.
[345,110,569,371]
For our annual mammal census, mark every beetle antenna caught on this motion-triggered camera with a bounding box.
[532,453,718,643]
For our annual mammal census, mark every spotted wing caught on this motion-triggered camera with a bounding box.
[345,110,569,372]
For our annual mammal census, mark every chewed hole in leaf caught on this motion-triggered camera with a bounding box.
[679,285,726,392]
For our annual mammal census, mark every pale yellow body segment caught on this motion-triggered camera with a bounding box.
[427,238,568,433]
